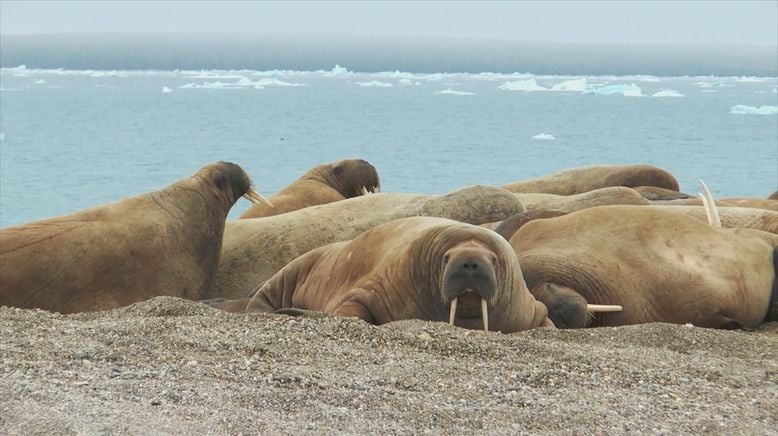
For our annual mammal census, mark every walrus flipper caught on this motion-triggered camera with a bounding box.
[530,283,593,329]
[332,290,377,325]
[767,246,778,322]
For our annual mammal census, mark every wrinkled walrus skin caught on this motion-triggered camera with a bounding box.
[211,185,525,300]
[508,205,778,329]
[246,217,552,332]
[0,162,260,314]
[240,158,380,219]
[503,164,679,195]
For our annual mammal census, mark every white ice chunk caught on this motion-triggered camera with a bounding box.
[730,105,778,115]
[550,78,587,92]
[498,79,547,92]
[652,90,685,98]
[435,88,475,96]
[532,133,555,140]
[356,81,393,88]
[162,86,172,93]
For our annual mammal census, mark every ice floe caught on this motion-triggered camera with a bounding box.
[435,88,475,96]
[162,86,172,93]
[729,105,778,115]
[34,79,47,84]
[551,79,588,92]
[652,90,685,98]
[585,83,644,97]
[498,79,547,92]
[398,78,421,86]
[356,81,393,88]
[180,76,305,90]
[532,133,555,140]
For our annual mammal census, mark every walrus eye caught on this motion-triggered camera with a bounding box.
[491,255,497,265]
[214,174,225,190]
[333,165,343,175]
[443,254,450,265]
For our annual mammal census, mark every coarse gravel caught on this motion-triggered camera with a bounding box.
[1,296,776,435]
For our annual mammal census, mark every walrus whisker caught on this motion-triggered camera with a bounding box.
[244,188,274,207]
[586,304,623,313]
[481,299,489,332]
[449,297,458,326]
[698,179,721,228]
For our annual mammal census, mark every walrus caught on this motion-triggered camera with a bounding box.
[633,186,694,201]
[769,191,778,201]
[503,205,778,329]
[244,217,553,332]
[502,164,679,195]
[211,185,525,300]
[653,197,778,212]
[240,158,380,218]
[0,162,271,314]
[513,186,650,213]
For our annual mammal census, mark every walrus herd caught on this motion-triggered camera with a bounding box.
[1,160,776,333]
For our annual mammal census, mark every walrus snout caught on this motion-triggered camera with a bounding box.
[199,161,272,207]
[441,241,498,332]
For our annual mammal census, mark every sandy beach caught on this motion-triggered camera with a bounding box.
[1,296,776,435]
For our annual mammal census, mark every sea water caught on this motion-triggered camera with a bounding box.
[1,65,776,227]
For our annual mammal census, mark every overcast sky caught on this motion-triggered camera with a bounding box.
[1,0,776,45]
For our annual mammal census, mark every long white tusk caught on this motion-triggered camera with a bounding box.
[698,179,721,228]
[481,299,489,332]
[374,186,381,193]
[587,304,623,312]
[360,186,369,196]
[244,189,274,207]
[449,297,458,326]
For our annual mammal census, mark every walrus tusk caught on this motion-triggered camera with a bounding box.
[587,304,623,312]
[449,297,458,326]
[244,189,273,207]
[373,186,381,193]
[698,179,721,228]
[481,299,489,332]
[360,186,369,196]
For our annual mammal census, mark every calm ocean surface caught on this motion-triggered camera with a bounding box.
[1,66,776,227]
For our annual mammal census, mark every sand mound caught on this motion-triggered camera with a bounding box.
[1,297,776,434]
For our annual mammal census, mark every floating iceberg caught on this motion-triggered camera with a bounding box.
[34,79,47,84]
[551,79,587,92]
[162,86,172,93]
[435,88,475,96]
[498,79,547,92]
[179,81,236,89]
[398,78,421,86]
[652,90,685,98]
[585,83,644,97]
[532,133,555,140]
[356,81,393,88]
[730,105,778,115]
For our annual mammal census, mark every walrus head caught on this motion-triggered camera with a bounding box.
[196,162,272,207]
[322,159,381,198]
[440,239,498,332]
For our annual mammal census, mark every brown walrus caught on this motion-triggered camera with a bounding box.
[633,186,694,201]
[244,217,553,332]
[212,185,525,300]
[0,162,271,314]
[513,186,650,212]
[769,191,778,201]
[239,158,380,218]
[503,164,679,195]
[653,197,778,212]
[501,205,778,329]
